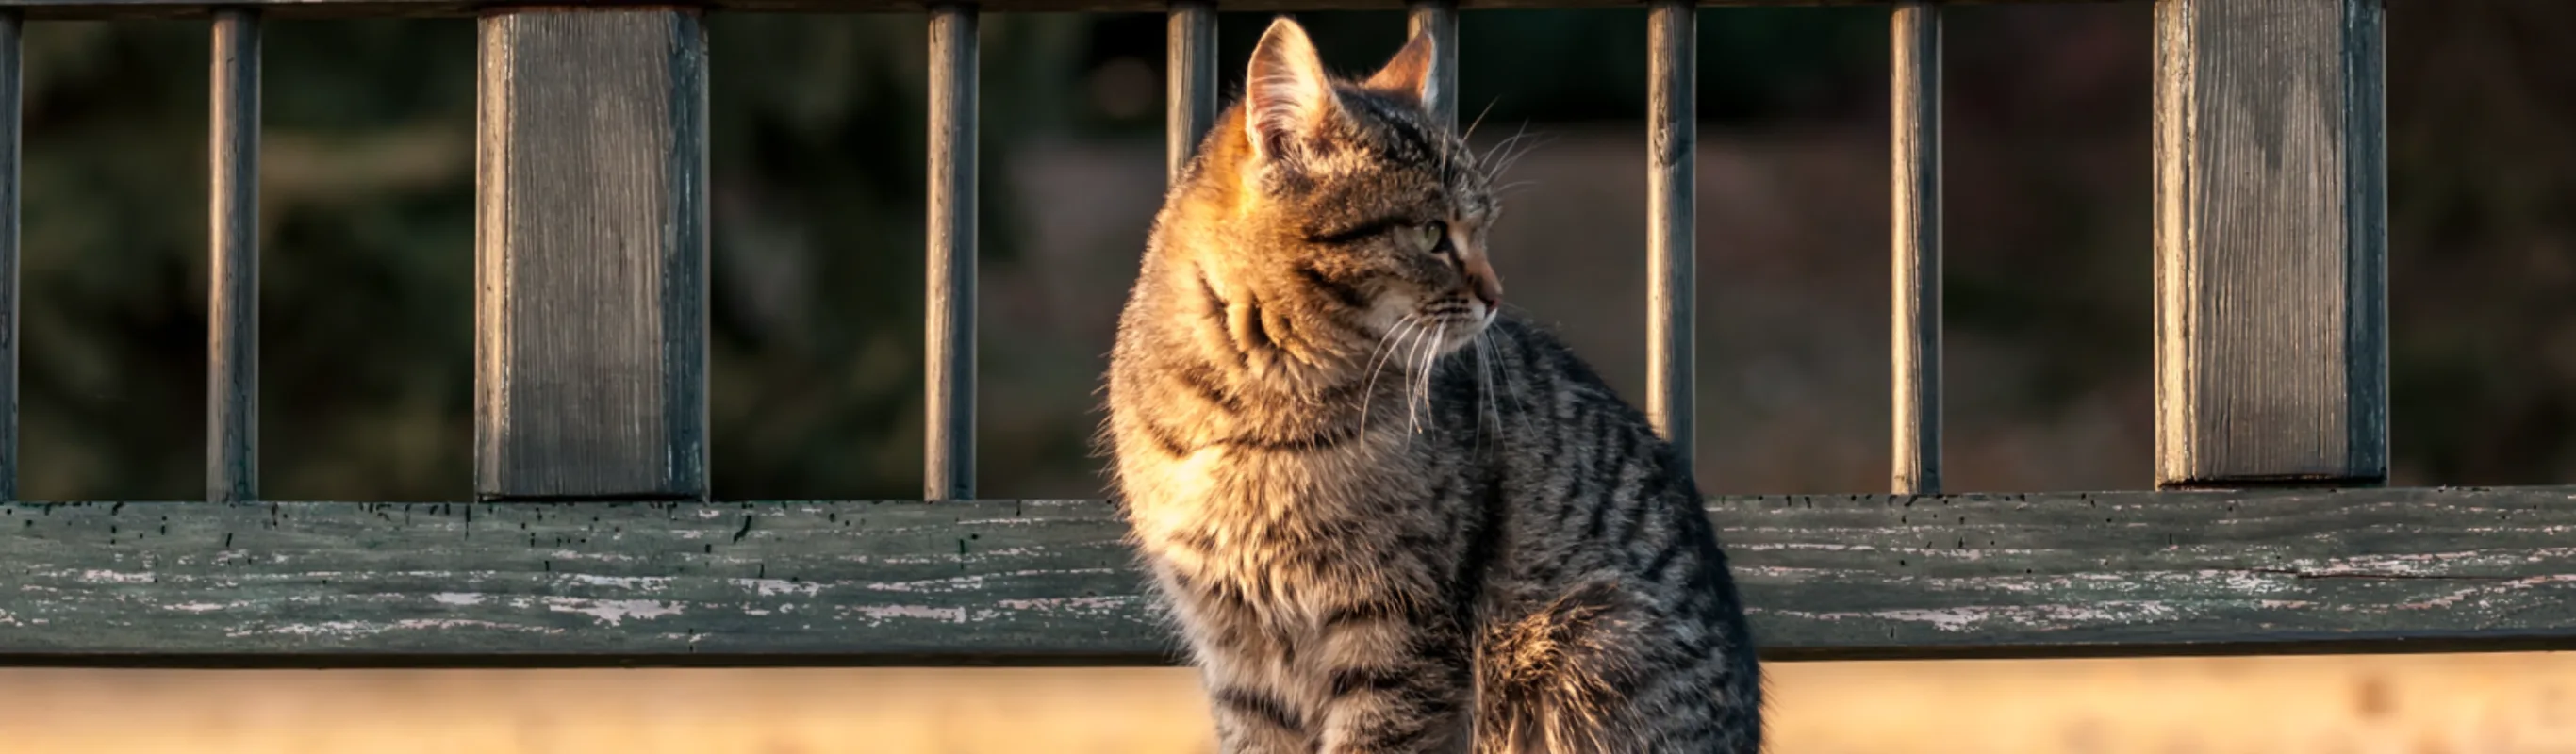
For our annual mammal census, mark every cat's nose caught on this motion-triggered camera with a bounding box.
[1472,271,1503,311]
[1461,249,1504,311]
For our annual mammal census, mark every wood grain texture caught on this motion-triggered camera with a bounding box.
[206,9,258,504]
[0,0,2152,22]
[1890,2,1940,496]
[1645,0,1694,460]
[1403,0,1457,130]
[2152,0,2388,488]
[1,486,2570,665]
[1164,0,1214,180]
[474,9,710,501]
[924,4,976,501]
[0,12,17,502]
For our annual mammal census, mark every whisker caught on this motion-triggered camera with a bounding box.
[1412,318,1445,434]
[1490,180,1544,201]
[1406,320,1435,434]
[1477,124,1541,172]
[1412,319,1452,432]
[1461,98,1501,143]
[1478,127,1553,185]
[1399,320,1437,438]
[1487,133,1554,185]
[1359,314,1426,438]
[1486,336,1505,432]
[1421,324,1445,442]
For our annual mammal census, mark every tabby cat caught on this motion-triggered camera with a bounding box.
[1103,17,1761,754]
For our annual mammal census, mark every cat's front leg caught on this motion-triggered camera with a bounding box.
[1191,631,1319,754]
[1207,682,1318,754]
[1312,613,1475,754]
[1169,590,1312,750]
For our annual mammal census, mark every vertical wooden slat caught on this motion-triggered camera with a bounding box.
[1891,3,1941,496]
[1404,0,1457,130]
[207,9,260,504]
[0,12,16,502]
[475,9,711,501]
[2152,0,2388,488]
[1164,0,1215,179]
[1645,0,1694,462]
[925,4,978,501]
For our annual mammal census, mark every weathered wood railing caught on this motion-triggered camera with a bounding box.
[1,0,2570,666]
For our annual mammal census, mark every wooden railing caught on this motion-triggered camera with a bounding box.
[0,0,2569,667]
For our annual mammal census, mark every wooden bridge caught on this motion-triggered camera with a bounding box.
[1,0,2570,668]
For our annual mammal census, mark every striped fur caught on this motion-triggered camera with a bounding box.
[1103,18,1761,754]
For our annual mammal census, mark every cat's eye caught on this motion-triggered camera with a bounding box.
[1419,221,1451,254]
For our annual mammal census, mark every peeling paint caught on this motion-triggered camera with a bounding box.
[993,596,1137,614]
[545,598,685,626]
[563,574,671,590]
[733,578,824,597]
[1736,543,1880,552]
[865,568,1117,594]
[2190,569,2293,595]
[1868,608,1980,631]
[73,569,154,584]
[1768,601,2184,633]
[2398,574,2576,611]
[548,549,643,563]
[228,619,566,638]
[432,593,487,606]
[844,604,968,624]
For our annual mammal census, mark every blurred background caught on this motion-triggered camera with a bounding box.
[3,1,2572,751]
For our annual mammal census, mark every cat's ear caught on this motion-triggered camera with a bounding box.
[1364,29,1438,107]
[1245,17,1337,164]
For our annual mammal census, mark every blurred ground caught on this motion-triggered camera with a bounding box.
[7,654,2576,753]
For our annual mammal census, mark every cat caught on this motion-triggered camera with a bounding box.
[1102,17,1761,754]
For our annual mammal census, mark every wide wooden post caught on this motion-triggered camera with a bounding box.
[2153,0,2387,488]
[475,9,711,501]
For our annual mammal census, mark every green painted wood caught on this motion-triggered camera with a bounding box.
[2,486,2572,666]
[0,0,2132,21]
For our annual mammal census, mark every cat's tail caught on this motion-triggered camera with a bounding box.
[1474,578,1761,754]
[1475,581,1630,754]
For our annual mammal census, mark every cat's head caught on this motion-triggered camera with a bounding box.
[1163,17,1504,376]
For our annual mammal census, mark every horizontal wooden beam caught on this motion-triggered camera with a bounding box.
[0,0,2133,21]
[2,486,2571,666]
